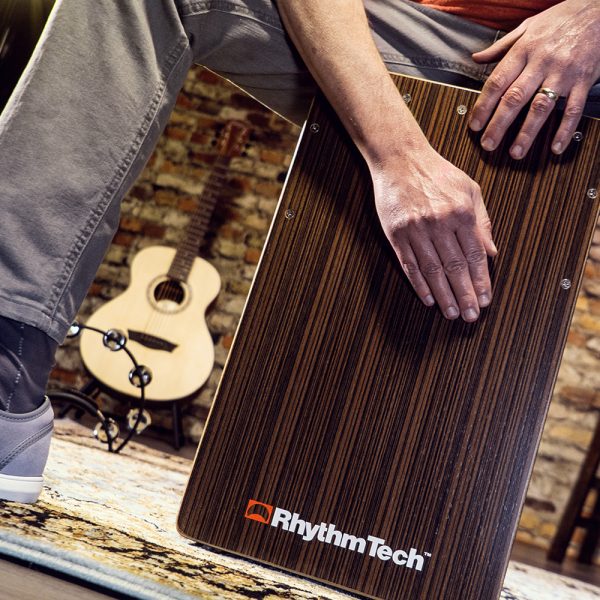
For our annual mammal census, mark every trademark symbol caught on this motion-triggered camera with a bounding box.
[425,553,431,557]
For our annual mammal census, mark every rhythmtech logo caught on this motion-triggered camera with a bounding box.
[244,499,431,571]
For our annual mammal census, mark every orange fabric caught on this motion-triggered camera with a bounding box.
[414,0,562,31]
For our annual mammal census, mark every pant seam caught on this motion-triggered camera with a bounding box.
[380,51,487,82]
[179,0,284,30]
[4,323,25,412]
[44,38,190,325]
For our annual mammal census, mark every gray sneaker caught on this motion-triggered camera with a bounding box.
[0,397,54,503]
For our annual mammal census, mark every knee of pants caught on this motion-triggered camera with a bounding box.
[180,7,316,125]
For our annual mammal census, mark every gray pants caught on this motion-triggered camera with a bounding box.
[0,0,596,342]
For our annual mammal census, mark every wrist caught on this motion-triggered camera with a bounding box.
[361,121,430,171]
[348,88,430,168]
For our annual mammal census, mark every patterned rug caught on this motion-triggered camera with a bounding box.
[0,420,598,600]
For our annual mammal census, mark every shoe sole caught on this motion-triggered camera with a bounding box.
[0,473,43,503]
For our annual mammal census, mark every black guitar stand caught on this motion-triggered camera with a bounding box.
[54,377,185,450]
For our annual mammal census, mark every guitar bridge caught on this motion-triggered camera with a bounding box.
[127,330,178,353]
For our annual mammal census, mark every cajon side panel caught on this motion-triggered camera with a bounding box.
[179,76,600,600]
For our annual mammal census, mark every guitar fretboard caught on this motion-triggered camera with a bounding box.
[167,161,230,282]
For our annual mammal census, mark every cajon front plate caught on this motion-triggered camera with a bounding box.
[178,75,600,600]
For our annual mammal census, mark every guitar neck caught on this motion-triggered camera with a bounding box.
[168,159,230,282]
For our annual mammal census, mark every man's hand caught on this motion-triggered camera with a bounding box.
[469,0,600,159]
[371,147,496,321]
[276,0,497,321]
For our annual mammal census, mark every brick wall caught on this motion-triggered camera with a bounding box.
[517,231,600,557]
[49,66,600,559]
[50,67,299,441]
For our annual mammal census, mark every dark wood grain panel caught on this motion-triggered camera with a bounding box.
[178,74,600,600]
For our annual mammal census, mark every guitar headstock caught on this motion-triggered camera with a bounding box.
[216,121,250,158]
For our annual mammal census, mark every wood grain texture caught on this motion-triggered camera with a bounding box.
[178,74,600,600]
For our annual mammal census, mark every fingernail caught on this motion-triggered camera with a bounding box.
[424,295,435,306]
[478,293,490,307]
[481,137,495,151]
[445,306,459,319]
[511,145,523,159]
[491,240,498,254]
[463,308,479,321]
[552,141,562,154]
[470,118,482,131]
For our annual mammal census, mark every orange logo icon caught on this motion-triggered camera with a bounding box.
[245,499,273,524]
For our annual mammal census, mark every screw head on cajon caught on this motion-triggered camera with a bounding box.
[177,74,600,600]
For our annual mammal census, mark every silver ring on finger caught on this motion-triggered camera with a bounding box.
[536,87,560,102]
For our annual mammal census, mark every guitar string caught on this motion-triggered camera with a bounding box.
[136,123,247,366]
[147,167,227,337]
[144,149,235,339]
[83,126,246,399]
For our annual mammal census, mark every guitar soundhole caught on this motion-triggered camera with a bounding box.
[149,277,190,313]
[154,279,185,304]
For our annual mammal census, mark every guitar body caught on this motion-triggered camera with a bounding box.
[80,246,221,401]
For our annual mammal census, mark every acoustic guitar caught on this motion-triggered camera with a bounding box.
[80,121,249,401]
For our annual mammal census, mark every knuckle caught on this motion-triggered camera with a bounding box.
[565,104,584,119]
[530,97,552,114]
[502,86,527,107]
[464,249,488,264]
[480,216,492,231]
[486,74,507,94]
[452,206,476,226]
[404,221,428,239]
[402,261,421,275]
[569,62,594,82]
[519,39,535,56]
[422,261,443,276]
[444,257,469,274]
[515,131,533,146]
[552,50,570,65]
[420,212,439,228]
[388,221,412,242]
[389,225,407,244]
[400,213,427,232]
[458,291,478,304]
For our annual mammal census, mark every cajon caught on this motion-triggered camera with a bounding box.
[178,74,600,600]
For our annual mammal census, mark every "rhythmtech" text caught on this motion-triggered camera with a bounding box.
[244,499,431,571]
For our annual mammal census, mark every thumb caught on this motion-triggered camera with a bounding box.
[472,25,525,64]
[474,190,497,256]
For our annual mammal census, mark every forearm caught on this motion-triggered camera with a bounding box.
[275,0,429,166]
[276,0,496,324]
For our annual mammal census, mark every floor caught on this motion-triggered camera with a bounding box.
[0,556,118,600]
[510,542,600,588]
[0,425,191,600]
[2,425,599,599]
[1,541,599,600]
